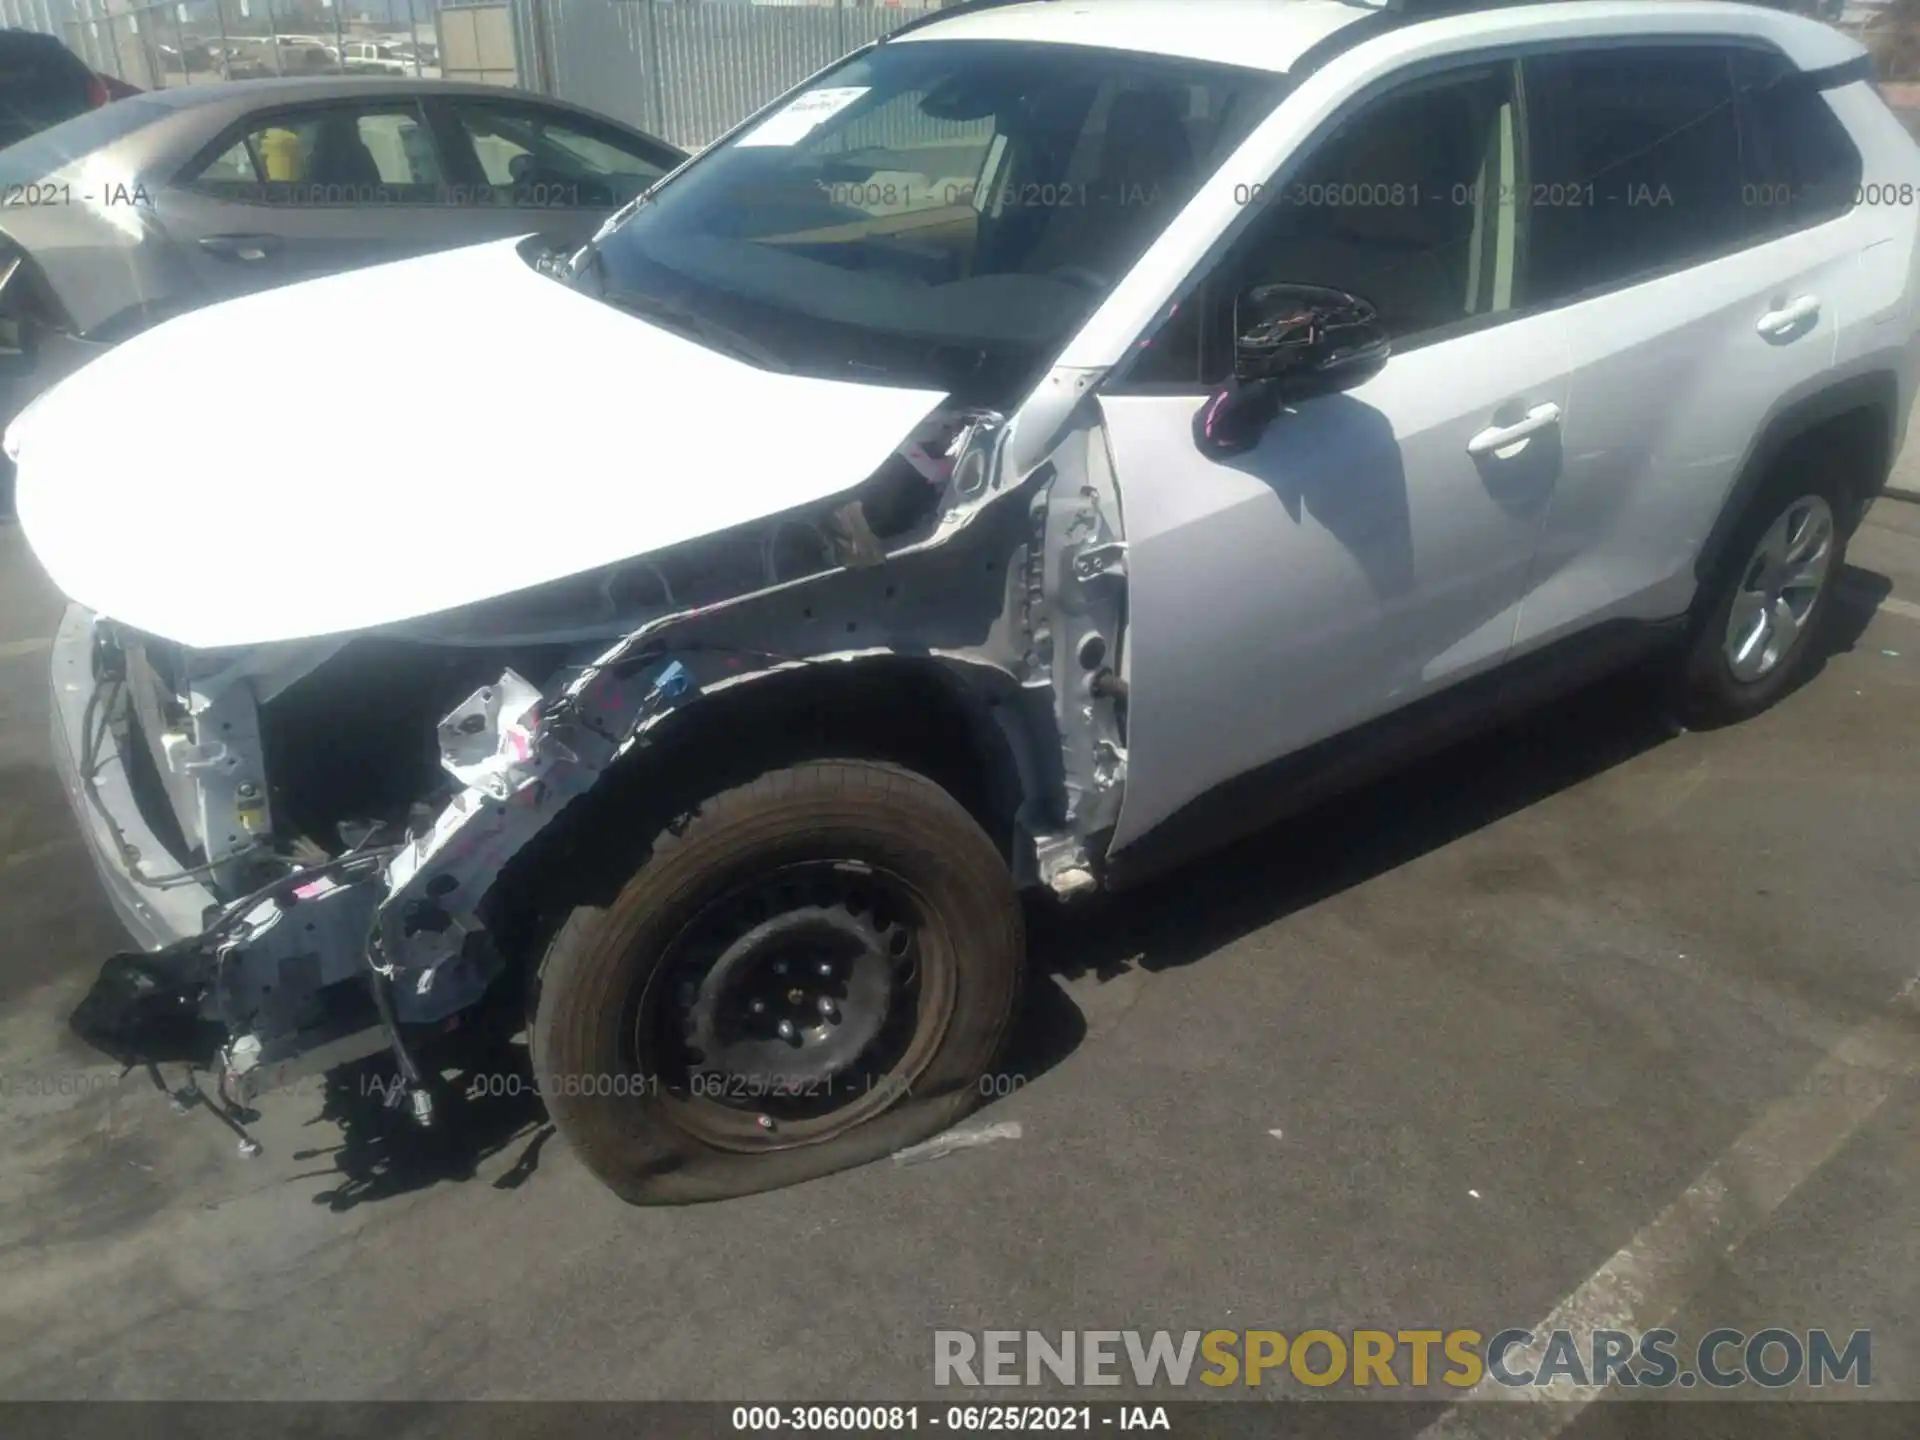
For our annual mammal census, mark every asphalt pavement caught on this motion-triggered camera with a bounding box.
[0,494,1915,1419]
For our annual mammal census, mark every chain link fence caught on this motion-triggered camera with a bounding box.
[4,0,956,150]
[12,0,446,92]
[515,0,948,149]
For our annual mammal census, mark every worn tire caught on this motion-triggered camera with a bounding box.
[1676,461,1851,728]
[529,759,1024,1204]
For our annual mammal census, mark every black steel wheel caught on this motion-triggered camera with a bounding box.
[530,759,1024,1203]
[644,859,951,1148]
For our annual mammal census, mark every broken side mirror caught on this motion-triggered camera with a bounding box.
[1194,283,1391,457]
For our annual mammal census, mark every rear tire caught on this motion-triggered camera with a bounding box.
[1676,463,1850,728]
[530,759,1024,1204]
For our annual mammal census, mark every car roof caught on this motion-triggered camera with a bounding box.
[891,0,1369,73]
[891,0,1858,75]
[125,75,604,112]
[0,75,685,185]
[98,75,685,154]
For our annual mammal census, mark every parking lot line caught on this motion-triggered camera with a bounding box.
[1418,976,1920,1437]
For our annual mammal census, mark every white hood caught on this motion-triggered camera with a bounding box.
[12,238,945,650]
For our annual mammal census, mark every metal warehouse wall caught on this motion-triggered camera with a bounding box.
[515,0,950,150]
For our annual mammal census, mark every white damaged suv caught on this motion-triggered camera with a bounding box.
[12,0,1919,1202]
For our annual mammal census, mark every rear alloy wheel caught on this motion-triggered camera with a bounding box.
[1722,494,1835,684]
[530,759,1024,1203]
[1679,472,1848,726]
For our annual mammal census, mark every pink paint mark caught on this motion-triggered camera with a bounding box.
[1201,390,1229,440]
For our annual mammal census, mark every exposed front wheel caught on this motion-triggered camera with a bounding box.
[529,759,1025,1203]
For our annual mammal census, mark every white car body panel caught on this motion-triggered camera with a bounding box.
[1507,76,1920,651]
[1102,313,1575,850]
[27,0,1920,1157]
[1512,219,1848,648]
[9,238,944,650]
[12,0,1915,893]
[1021,2,1906,853]
[1827,84,1920,353]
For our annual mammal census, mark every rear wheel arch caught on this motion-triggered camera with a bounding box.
[1698,370,1896,587]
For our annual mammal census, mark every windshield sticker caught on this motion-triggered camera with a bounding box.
[737,86,872,148]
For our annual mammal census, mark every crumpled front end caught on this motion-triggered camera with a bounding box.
[55,384,1132,1133]
[51,606,493,1098]
[57,593,745,1116]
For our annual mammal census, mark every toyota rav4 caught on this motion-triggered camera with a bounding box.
[10,0,1918,1203]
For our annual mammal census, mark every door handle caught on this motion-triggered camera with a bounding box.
[1756,295,1820,338]
[1466,401,1562,458]
[197,233,283,261]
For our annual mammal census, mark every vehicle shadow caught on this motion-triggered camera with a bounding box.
[1020,668,1678,996]
[1222,393,1416,600]
[1018,565,1889,1018]
[294,567,1890,1207]
[291,1023,554,1212]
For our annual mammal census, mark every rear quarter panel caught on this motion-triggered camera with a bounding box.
[1829,80,1920,460]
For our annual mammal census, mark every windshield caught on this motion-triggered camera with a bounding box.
[577,39,1287,402]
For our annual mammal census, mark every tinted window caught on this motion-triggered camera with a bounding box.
[1129,64,1521,387]
[186,103,446,204]
[1734,50,1862,233]
[1522,47,1745,302]
[444,101,673,209]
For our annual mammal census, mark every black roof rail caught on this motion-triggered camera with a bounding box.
[878,0,1560,63]
[1289,0,1578,80]
[879,0,1061,45]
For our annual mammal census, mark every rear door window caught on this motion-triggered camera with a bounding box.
[184,102,447,205]
[1733,49,1863,235]
[1521,45,1747,304]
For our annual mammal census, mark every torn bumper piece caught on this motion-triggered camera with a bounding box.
[49,604,216,951]
[62,637,699,1103]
